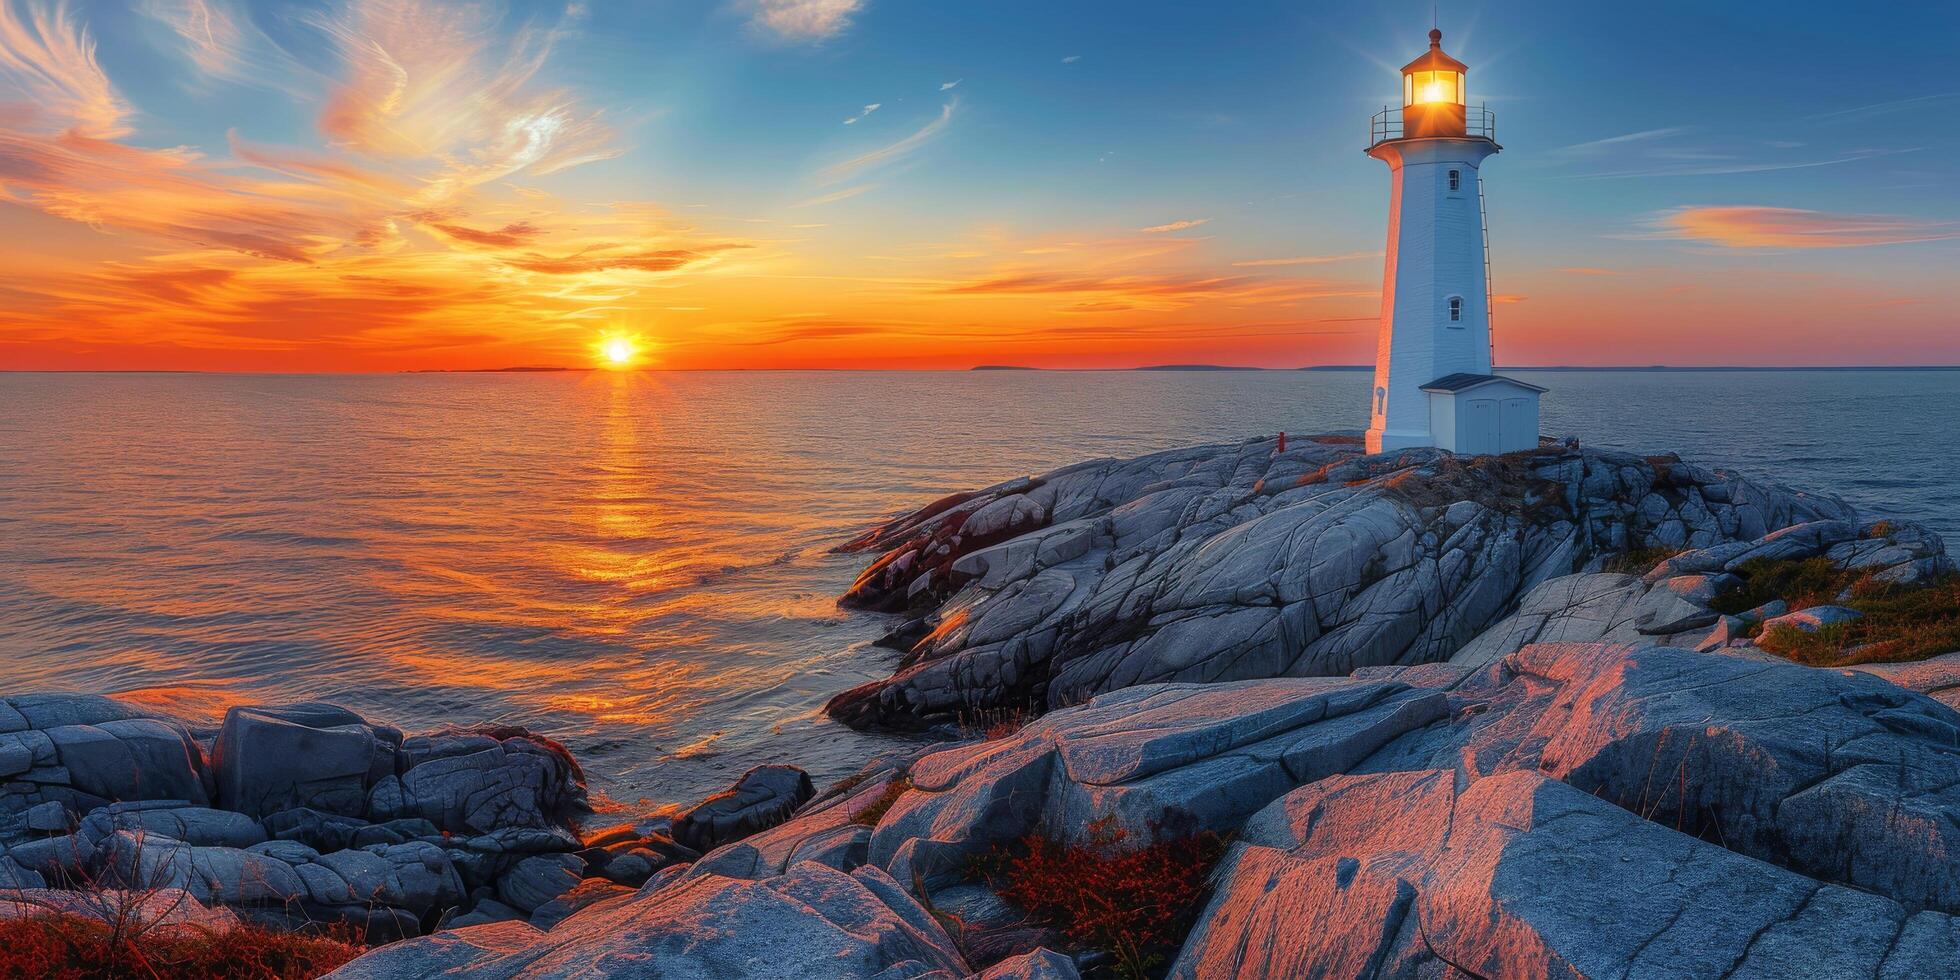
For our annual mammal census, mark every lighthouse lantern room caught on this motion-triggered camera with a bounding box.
[1363,29,1544,456]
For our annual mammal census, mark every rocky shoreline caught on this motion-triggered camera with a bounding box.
[7,434,1960,978]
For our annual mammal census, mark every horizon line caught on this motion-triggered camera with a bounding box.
[7,364,1960,376]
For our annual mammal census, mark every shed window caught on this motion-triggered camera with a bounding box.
[1448,297,1463,323]
[1448,170,1461,191]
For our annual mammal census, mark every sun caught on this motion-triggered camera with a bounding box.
[595,333,643,369]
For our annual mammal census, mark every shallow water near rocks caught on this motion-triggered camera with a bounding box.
[1,369,1953,806]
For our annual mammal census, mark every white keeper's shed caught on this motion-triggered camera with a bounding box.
[1420,373,1547,455]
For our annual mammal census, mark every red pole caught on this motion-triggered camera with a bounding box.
[1277,431,1286,453]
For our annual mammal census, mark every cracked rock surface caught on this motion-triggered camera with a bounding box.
[828,436,1854,730]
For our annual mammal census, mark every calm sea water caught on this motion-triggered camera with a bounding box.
[1,369,1954,806]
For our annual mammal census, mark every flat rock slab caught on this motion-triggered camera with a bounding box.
[326,862,970,980]
[1174,770,1960,979]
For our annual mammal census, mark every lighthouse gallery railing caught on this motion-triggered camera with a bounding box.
[1368,104,1495,147]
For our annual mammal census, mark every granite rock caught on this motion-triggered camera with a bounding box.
[828,438,1853,730]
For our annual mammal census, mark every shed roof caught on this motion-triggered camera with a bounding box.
[1420,372,1548,394]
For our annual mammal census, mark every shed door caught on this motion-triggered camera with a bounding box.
[1463,399,1498,455]
[1499,397,1534,452]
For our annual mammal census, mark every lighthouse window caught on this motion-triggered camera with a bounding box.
[1448,170,1460,191]
[1448,297,1463,322]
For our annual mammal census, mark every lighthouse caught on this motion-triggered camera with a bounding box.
[1364,29,1544,455]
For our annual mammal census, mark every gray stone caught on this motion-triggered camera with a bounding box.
[528,878,634,930]
[976,947,1082,980]
[829,439,1854,729]
[1762,604,1862,633]
[673,765,815,854]
[79,801,265,848]
[369,729,585,835]
[495,852,583,914]
[327,862,969,980]
[1173,769,1960,979]
[23,800,71,833]
[212,704,401,819]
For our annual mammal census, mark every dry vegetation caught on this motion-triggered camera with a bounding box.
[1712,557,1960,667]
[969,816,1227,980]
[0,912,360,980]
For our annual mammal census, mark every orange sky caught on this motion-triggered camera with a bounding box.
[2,1,1956,371]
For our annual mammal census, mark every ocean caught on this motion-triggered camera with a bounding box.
[1,368,1954,808]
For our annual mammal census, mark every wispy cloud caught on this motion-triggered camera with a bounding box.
[1807,91,1960,123]
[842,102,880,125]
[0,0,753,367]
[794,184,875,207]
[1643,206,1960,249]
[0,0,128,137]
[939,79,960,91]
[1551,127,1684,155]
[818,98,955,183]
[1569,147,1916,180]
[1139,218,1209,234]
[1060,54,1080,64]
[747,0,863,42]
[1232,250,1378,267]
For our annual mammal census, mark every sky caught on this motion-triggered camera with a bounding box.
[1,0,1957,371]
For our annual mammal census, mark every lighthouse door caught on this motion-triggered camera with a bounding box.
[1463,398,1499,455]
[1499,397,1533,453]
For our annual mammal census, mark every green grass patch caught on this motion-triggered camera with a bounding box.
[1709,557,1846,615]
[1713,558,1960,667]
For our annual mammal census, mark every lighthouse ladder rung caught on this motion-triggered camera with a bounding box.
[1479,173,1495,363]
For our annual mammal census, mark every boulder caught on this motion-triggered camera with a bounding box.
[95,828,464,940]
[673,765,815,854]
[495,852,584,915]
[0,701,208,818]
[368,728,586,835]
[79,801,265,848]
[211,704,401,819]
[1762,604,1862,633]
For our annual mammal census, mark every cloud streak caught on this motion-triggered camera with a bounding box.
[748,0,862,42]
[818,98,955,183]
[1644,206,1960,249]
[1139,218,1209,234]
[1232,250,1378,267]
[0,0,128,137]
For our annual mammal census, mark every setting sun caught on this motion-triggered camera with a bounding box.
[598,335,640,369]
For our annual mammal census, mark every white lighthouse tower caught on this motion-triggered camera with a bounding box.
[1364,29,1544,455]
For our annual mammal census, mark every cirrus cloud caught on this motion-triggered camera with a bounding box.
[747,0,862,42]
[1646,206,1960,249]
[1139,218,1209,234]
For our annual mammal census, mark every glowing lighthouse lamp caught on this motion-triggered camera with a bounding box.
[1363,28,1544,455]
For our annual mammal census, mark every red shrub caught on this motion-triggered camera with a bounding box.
[973,817,1227,979]
[0,914,362,980]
